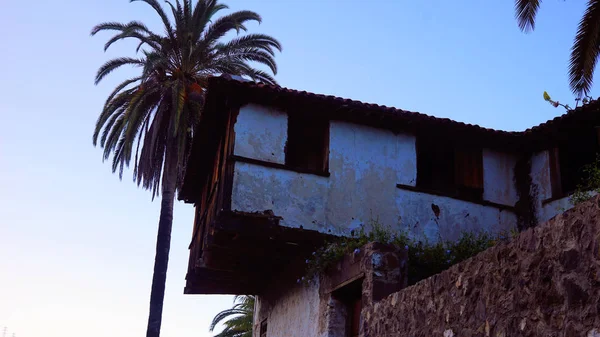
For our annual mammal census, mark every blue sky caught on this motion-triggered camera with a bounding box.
[0,1,592,337]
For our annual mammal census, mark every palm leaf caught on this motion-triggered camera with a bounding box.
[95,57,144,84]
[202,10,261,45]
[515,0,541,33]
[131,0,176,41]
[209,295,255,336]
[568,0,600,96]
[92,2,278,337]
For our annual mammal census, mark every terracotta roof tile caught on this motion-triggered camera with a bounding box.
[206,76,600,146]
[209,76,526,138]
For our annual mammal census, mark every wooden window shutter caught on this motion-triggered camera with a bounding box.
[454,148,483,189]
[549,147,562,198]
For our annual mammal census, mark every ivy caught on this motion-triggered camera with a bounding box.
[301,220,516,286]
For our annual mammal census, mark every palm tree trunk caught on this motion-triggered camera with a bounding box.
[146,151,178,337]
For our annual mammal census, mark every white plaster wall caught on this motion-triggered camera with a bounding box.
[232,161,329,230]
[530,150,574,223]
[233,104,287,164]
[231,114,519,241]
[326,121,417,234]
[253,281,323,337]
[395,189,516,242]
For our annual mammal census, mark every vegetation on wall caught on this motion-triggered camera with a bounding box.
[302,221,516,286]
[570,154,600,205]
[514,153,537,230]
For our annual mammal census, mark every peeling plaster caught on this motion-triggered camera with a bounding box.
[234,104,287,164]
[395,188,516,242]
[253,280,323,337]
[231,109,519,242]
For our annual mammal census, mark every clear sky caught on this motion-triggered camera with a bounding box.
[0,1,592,337]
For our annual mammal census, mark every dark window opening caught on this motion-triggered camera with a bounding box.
[549,127,600,197]
[259,319,267,337]
[332,279,362,337]
[285,113,329,173]
[416,136,483,200]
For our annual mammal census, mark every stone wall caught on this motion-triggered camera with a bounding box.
[363,196,600,337]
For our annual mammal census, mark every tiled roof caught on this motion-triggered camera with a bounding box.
[202,76,600,152]
[209,76,600,141]
[209,76,521,138]
[522,98,600,135]
[180,76,600,203]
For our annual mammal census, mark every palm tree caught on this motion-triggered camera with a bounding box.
[90,1,281,337]
[515,0,600,97]
[210,295,255,337]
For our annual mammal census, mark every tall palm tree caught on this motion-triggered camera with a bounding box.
[515,0,600,97]
[210,295,255,337]
[91,1,280,337]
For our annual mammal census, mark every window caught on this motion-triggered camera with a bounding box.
[416,136,483,200]
[549,127,600,197]
[259,319,267,337]
[285,113,329,173]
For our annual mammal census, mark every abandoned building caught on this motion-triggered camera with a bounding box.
[179,76,600,336]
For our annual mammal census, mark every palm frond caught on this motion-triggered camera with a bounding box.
[202,10,261,45]
[95,57,144,84]
[193,1,228,42]
[215,34,282,57]
[568,0,600,97]
[131,0,176,41]
[91,20,151,35]
[93,84,140,145]
[209,295,255,334]
[93,0,280,196]
[104,31,161,52]
[515,0,541,33]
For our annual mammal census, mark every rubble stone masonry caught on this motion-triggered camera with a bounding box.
[363,196,600,336]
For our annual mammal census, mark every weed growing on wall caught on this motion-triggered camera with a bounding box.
[571,155,600,205]
[300,221,515,286]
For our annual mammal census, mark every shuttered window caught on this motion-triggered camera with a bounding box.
[416,137,455,194]
[454,147,484,200]
[417,136,484,200]
[285,113,329,173]
[549,127,600,197]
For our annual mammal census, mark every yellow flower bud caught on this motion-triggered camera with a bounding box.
[543,91,551,101]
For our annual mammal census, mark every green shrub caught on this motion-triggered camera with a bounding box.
[301,221,513,286]
[571,154,600,205]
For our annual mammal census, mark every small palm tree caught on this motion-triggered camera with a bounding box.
[515,0,600,97]
[210,295,255,337]
[91,1,280,337]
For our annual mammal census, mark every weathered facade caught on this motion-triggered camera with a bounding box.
[180,76,600,336]
[231,104,517,241]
